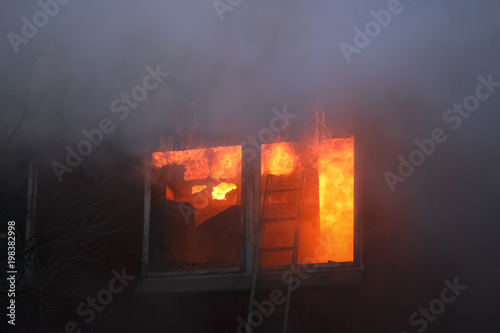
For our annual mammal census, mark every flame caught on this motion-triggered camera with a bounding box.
[153,145,241,225]
[260,134,355,265]
[192,185,207,194]
[152,146,242,181]
[317,137,354,262]
[153,124,355,263]
[211,146,241,179]
[261,142,296,175]
[212,182,237,200]
[152,148,209,181]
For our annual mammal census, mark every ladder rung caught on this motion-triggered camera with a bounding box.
[260,246,293,252]
[264,216,299,222]
[268,187,302,193]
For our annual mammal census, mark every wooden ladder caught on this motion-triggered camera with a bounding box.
[247,172,306,333]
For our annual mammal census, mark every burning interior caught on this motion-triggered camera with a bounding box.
[147,137,355,273]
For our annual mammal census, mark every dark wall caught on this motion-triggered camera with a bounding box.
[89,121,498,333]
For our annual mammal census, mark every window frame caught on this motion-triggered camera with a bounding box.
[139,139,363,292]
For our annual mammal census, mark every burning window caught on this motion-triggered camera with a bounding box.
[148,145,242,272]
[145,137,356,275]
[260,138,355,266]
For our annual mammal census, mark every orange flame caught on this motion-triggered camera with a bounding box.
[261,142,296,175]
[192,185,207,194]
[211,146,241,179]
[153,124,355,263]
[317,137,354,262]
[260,137,354,265]
[152,148,209,181]
[152,145,242,225]
[152,146,242,181]
[212,182,237,200]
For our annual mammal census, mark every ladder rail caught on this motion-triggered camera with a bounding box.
[246,174,273,332]
[247,173,306,333]
[283,175,306,333]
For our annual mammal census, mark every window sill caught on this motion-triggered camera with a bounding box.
[135,264,363,294]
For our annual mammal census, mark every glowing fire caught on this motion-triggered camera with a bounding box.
[211,146,241,179]
[152,148,210,181]
[153,128,355,263]
[152,146,241,185]
[261,142,296,175]
[260,136,354,264]
[317,138,354,262]
[212,182,237,200]
[192,185,207,194]
[152,145,242,225]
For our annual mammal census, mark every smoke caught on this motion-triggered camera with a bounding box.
[1,0,500,331]
[1,1,499,145]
